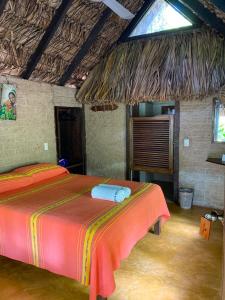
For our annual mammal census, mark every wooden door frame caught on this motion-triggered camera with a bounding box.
[54,105,87,175]
[173,101,180,202]
[126,105,140,181]
[126,102,180,202]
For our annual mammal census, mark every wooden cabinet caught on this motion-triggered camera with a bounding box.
[55,106,86,174]
[130,115,174,174]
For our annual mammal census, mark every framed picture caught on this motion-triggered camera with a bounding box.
[0,84,17,121]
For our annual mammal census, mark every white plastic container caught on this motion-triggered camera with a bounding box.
[179,188,194,209]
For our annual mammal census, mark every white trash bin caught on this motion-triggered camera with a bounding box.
[179,188,194,209]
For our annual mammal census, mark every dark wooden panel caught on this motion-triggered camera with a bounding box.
[126,105,132,180]
[55,106,85,174]
[130,115,174,174]
[0,0,7,16]
[173,101,180,202]
[131,104,140,181]
[207,0,225,13]
[179,0,225,38]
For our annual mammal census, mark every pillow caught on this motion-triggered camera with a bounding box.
[0,172,33,194]
[12,163,69,183]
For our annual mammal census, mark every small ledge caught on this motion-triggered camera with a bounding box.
[206,157,225,166]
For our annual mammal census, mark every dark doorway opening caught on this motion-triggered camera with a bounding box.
[55,106,86,174]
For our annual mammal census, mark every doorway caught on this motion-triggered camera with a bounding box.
[54,106,86,174]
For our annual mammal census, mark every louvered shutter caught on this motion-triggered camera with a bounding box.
[130,115,174,174]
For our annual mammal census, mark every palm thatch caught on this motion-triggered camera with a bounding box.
[0,0,143,85]
[0,0,225,87]
[77,29,225,104]
[0,0,58,75]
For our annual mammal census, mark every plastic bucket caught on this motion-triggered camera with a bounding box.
[179,188,194,209]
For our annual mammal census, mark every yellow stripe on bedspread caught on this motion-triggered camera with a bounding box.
[30,178,111,267]
[0,175,74,204]
[81,182,152,286]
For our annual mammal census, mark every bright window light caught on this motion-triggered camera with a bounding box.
[130,0,192,37]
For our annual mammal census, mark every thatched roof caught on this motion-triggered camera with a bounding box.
[0,0,143,86]
[76,28,225,104]
[0,0,225,89]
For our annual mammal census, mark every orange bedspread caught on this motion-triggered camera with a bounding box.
[0,171,170,299]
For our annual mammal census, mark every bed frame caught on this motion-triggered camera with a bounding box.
[96,219,161,300]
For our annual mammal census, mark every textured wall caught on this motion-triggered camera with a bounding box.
[179,98,225,209]
[0,76,79,173]
[85,99,224,209]
[85,105,126,179]
[1,75,223,209]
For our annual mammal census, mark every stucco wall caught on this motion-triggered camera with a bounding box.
[85,105,126,179]
[0,76,79,173]
[179,98,225,209]
[1,75,223,208]
[85,99,224,209]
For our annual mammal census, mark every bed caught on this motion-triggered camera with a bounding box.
[0,163,170,300]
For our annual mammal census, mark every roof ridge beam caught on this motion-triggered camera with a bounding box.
[209,1,225,13]
[21,0,73,80]
[118,0,155,43]
[58,8,111,86]
[179,0,225,37]
[0,0,7,15]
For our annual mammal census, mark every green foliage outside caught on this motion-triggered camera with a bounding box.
[218,122,225,141]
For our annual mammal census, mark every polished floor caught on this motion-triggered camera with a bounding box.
[0,203,223,300]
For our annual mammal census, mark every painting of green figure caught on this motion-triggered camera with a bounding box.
[0,84,16,121]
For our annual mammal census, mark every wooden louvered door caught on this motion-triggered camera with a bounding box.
[130,115,174,174]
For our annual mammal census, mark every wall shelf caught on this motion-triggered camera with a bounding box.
[206,157,225,166]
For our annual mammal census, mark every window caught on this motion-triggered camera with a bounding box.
[129,0,192,38]
[213,99,225,143]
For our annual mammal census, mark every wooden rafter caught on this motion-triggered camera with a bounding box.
[118,0,155,43]
[58,8,111,86]
[209,0,225,13]
[180,0,225,37]
[21,0,73,80]
[166,0,202,24]
[0,0,7,15]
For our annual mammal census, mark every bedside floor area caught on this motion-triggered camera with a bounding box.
[0,203,222,300]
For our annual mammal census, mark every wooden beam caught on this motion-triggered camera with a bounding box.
[210,0,225,13]
[166,0,202,25]
[0,0,7,15]
[154,220,161,235]
[173,101,180,203]
[118,0,155,43]
[58,8,111,86]
[21,0,73,79]
[180,0,225,37]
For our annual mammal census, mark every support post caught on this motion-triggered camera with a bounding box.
[154,219,161,235]
[148,219,161,235]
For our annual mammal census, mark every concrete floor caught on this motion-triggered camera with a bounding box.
[0,203,223,300]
